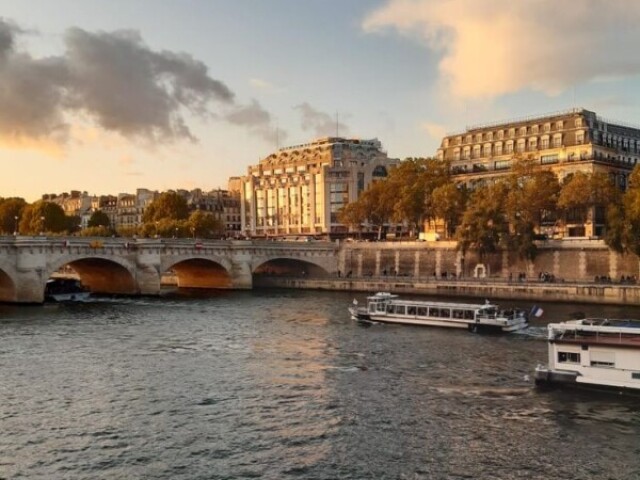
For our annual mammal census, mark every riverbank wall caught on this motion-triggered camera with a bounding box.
[335,238,639,284]
[254,277,640,306]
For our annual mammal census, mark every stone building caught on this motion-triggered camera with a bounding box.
[436,108,640,237]
[241,137,398,237]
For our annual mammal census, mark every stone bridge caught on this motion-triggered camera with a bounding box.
[0,237,338,304]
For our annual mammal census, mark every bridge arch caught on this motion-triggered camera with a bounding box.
[0,267,16,302]
[46,255,139,295]
[162,256,233,289]
[253,257,330,278]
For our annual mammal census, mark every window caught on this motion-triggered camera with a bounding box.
[472,146,481,159]
[541,154,559,165]
[483,144,491,157]
[555,121,564,130]
[519,127,527,136]
[394,305,406,315]
[494,143,503,156]
[633,372,640,380]
[495,160,512,170]
[558,352,580,363]
[541,137,549,149]
[543,123,551,132]
[553,134,562,148]
[497,130,504,140]
[505,141,514,154]
[576,132,584,145]
[529,138,538,151]
[407,306,417,315]
[590,351,614,368]
[417,307,427,317]
[516,139,525,153]
[453,149,461,161]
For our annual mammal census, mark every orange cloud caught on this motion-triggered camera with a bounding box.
[363,0,640,100]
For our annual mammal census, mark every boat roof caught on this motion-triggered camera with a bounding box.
[549,318,640,335]
[366,293,499,309]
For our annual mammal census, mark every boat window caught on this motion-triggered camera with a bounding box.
[407,306,417,315]
[464,310,475,320]
[417,307,427,317]
[632,373,640,380]
[387,304,394,313]
[394,305,406,315]
[369,303,376,313]
[377,302,386,312]
[439,309,451,318]
[558,352,580,364]
[429,308,440,317]
[590,351,614,368]
[452,309,464,319]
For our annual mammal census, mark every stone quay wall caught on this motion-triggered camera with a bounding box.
[335,239,639,283]
[254,239,640,305]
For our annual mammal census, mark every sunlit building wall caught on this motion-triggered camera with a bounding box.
[241,137,398,236]
[436,108,640,238]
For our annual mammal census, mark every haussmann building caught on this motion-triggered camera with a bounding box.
[436,108,640,238]
[241,137,398,237]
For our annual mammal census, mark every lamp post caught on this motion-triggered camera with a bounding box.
[40,216,45,236]
[14,215,18,236]
[174,226,178,239]
[155,221,159,238]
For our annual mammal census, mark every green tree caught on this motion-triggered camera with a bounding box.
[87,210,111,228]
[0,197,27,234]
[80,226,113,237]
[619,166,640,255]
[503,160,560,259]
[456,182,508,259]
[430,182,467,239]
[19,201,68,235]
[189,210,224,238]
[142,192,189,223]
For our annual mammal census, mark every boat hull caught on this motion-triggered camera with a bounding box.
[46,292,91,303]
[534,365,640,394]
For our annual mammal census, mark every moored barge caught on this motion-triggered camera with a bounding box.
[535,319,640,393]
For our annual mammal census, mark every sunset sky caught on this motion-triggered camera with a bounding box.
[1,0,640,201]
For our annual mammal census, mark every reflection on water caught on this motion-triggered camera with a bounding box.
[1,290,639,479]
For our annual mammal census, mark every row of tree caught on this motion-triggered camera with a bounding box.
[0,192,225,238]
[339,156,638,259]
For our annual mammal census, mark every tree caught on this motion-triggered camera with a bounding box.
[88,210,111,228]
[0,197,27,234]
[189,210,224,238]
[19,201,68,235]
[557,172,591,223]
[430,182,467,239]
[455,182,508,259]
[503,160,560,259]
[142,192,189,223]
[338,201,367,237]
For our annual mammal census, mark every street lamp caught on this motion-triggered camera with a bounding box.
[174,227,178,239]
[14,215,18,236]
[155,221,159,238]
[40,216,45,236]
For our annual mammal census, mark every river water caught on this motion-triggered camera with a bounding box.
[1,290,639,480]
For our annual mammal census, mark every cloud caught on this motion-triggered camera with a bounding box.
[294,102,350,138]
[0,18,282,151]
[225,99,285,144]
[249,77,281,93]
[363,0,640,100]
[421,121,447,140]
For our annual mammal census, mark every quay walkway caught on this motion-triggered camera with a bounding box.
[253,274,640,306]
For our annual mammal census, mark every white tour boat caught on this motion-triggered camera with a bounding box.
[45,278,91,302]
[535,319,640,393]
[348,292,529,333]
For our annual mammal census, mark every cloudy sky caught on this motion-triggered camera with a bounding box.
[1,0,640,201]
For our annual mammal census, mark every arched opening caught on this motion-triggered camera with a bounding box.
[49,258,138,297]
[0,268,16,303]
[253,258,328,284]
[166,258,232,289]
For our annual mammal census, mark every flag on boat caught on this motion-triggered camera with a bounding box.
[530,305,544,318]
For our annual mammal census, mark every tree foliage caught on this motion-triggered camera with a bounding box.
[455,182,508,259]
[142,192,189,223]
[0,197,27,234]
[88,210,111,228]
[19,201,68,235]
[189,210,224,238]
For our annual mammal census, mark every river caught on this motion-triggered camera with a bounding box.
[1,290,639,479]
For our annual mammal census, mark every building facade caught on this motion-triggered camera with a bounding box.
[241,137,398,237]
[436,108,640,237]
